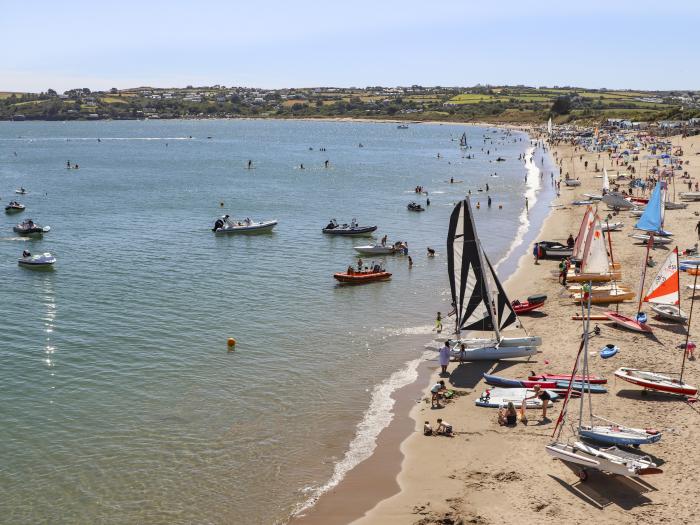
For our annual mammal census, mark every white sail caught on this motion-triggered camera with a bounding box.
[547,117,553,135]
[602,168,610,193]
[572,207,593,261]
[581,217,609,274]
[644,248,679,305]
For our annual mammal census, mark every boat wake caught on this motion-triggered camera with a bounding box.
[292,351,430,518]
[494,145,542,269]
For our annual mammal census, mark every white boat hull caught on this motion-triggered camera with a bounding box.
[353,245,397,255]
[446,336,542,348]
[651,304,687,323]
[450,345,538,361]
[546,441,660,478]
[214,220,277,234]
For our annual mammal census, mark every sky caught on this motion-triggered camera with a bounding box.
[2,0,699,92]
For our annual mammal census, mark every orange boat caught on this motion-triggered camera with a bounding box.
[334,267,392,284]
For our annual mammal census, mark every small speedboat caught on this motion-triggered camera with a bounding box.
[212,217,277,234]
[334,268,392,284]
[511,294,546,314]
[353,243,406,255]
[396,124,409,129]
[15,188,28,195]
[13,220,50,237]
[5,201,25,213]
[407,202,425,212]
[18,252,56,269]
[322,219,377,236]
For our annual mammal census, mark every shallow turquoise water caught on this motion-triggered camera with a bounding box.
[0,120,542,524]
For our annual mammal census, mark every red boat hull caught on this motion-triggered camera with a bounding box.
[529,373,607,385]
[334,271,392,284]
[614,369,697,396]
[603,311,653,333]
[512,300,544,314]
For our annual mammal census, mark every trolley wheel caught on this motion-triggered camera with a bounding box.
[578,469,588,482]
[641,389,648,396]
[633,444,640,449]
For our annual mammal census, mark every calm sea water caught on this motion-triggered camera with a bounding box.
[0,120,546,524]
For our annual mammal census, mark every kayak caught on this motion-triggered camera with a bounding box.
[512,300,544,314]
[600,344,619,359]
[334,270,392,284]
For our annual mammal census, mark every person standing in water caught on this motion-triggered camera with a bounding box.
[324,160,329,168]
[525,197,529,211]
[247,160,253,169]
[435,312,443,334]
[487,195,492,207]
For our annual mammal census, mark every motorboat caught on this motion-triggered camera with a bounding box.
[535,241,572,259]
[13,219,50,237]
[18,252,56,269]
[614,367,697,396]
[353,241,407,255]
[334,266,392,284]
[15,187,27,195]
[212,216,277,234]
[396,124,409,129]
[511,294,547,314]
[322,219,377,236]
[5,201,25,213]
[407,202,425,212]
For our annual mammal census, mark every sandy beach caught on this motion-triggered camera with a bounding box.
[297,130,700,525]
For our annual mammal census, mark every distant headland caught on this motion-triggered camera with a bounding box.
[1,85,699,125]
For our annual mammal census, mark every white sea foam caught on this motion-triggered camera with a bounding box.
[494,146,542,269]
[292,351,430,518]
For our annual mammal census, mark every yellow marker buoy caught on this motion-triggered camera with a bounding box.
[227,337,236,348]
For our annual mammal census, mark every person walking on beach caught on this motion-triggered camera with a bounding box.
[525,197,529,212]
[696,220,700,240]
[533,243,540,265]
[435,312,443,333]
[438,342,450,376]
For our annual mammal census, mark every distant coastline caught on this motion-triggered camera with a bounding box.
[2,85,699,126]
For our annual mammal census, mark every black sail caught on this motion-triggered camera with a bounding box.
[447,200,495,333]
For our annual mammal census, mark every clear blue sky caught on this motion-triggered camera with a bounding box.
[2,0,699,92]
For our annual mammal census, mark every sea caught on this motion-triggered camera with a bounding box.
[0,119,554,524]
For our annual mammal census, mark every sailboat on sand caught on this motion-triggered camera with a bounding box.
[546,293,664,479]
[445,199,538,360]
[646,247,687,323]
[567,214,623,284]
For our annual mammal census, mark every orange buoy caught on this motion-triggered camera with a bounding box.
[227,337,236,348]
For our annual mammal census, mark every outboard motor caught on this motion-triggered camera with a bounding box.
[213,218,224,232]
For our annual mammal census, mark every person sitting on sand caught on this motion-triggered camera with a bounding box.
[431,380,446,408]
[498,402,518,426]
[423,421,433,436]
[435,418,453,437]
[520,385,551,422]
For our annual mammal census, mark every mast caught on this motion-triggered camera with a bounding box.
[474,214,500,341]
[680,268,698,383]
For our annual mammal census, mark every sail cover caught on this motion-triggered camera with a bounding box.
[635,182,664,233]
[644,247,679,305]
[447,200,517,333]
[581,216,609,274]
[572,207,592,261]
[602,168,610,193]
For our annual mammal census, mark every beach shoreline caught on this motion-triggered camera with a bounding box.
[294,129,700,525]
[288,128,557,524]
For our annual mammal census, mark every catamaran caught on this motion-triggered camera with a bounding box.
[446,199,538,360]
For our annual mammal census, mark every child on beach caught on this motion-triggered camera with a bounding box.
[435,312,443,333]
[498,402,518,427]
[435,419,454,437]
[438,342,450,376]
[423,421,433,436]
